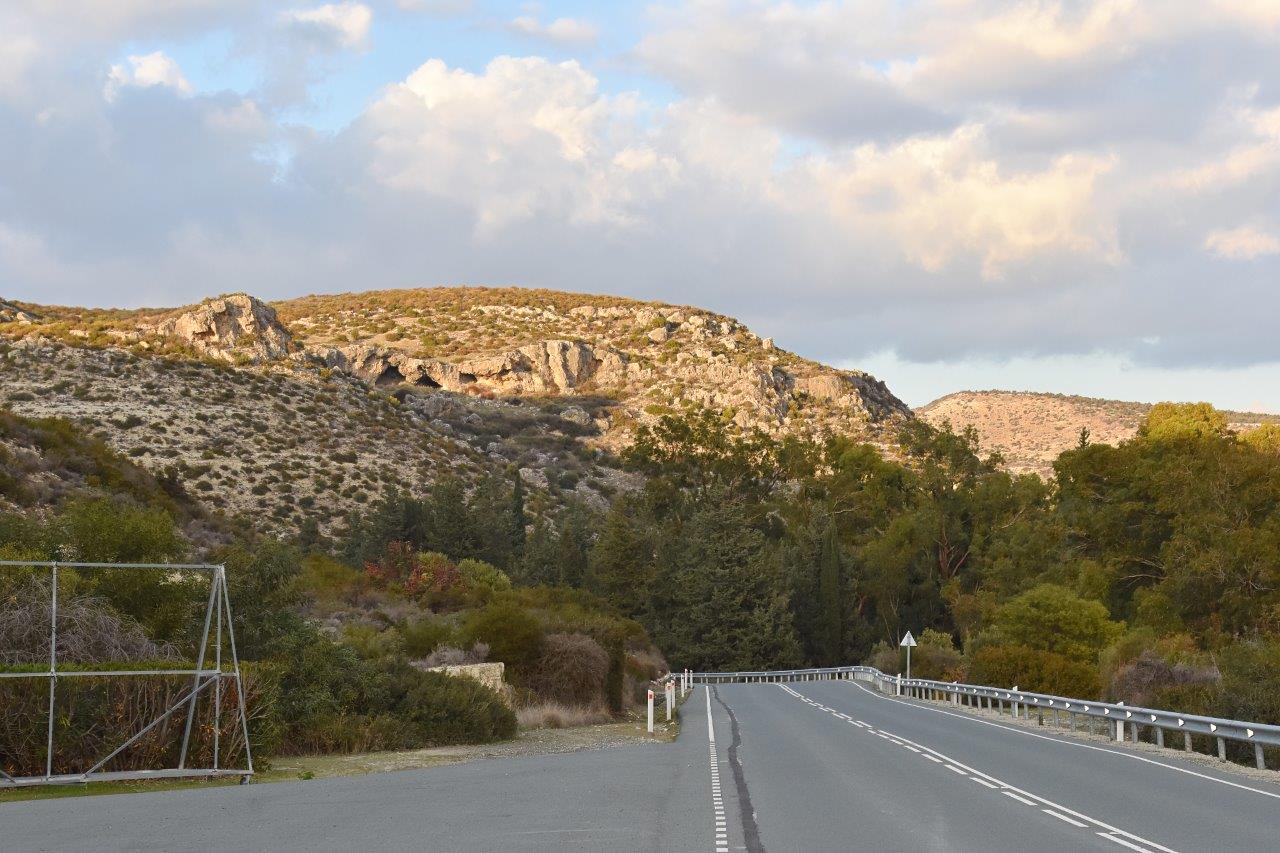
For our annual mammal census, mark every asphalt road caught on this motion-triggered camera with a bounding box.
[4,681,1279,852]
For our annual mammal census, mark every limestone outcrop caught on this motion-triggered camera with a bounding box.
[0,301,39,324]
[313,338,629,396]
[153,293,292,362]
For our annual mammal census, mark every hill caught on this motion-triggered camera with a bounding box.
[0,288,910,535]
[917,390,1280,476]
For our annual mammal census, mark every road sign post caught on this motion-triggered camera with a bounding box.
[900,631,917,681]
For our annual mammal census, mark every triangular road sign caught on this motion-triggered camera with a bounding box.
[900,631,917,648]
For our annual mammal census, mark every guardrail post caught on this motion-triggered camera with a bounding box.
[1217,737,1227,761]
[1256,744,1266,770]
[1155,727,1164,748]
[1115,719,1124,741]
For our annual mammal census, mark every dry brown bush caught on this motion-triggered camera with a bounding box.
[515,701,612,729]
[530,633,609,706]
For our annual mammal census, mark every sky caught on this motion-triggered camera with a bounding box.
[2,1,1279,410]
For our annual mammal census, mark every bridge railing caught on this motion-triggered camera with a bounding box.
[678,664,1279,771]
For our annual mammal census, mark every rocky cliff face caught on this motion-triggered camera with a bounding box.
[276,287,912,447]
[151,293,292,363]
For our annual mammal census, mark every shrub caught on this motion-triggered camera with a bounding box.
[401,617,453,659]
[1109,650,1218,707]
[530,633,609,706]
[988,584,1123,664]
[967,644,1101,698]
[516,702,612,729]
[461,601,545,684]
[458,558,512,601]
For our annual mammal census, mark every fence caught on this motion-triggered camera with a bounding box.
[0,561,254,787]
[680,664,1280,772]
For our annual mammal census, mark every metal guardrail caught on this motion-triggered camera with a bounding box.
[679,664,1279,771]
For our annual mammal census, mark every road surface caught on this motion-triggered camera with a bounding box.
[3,680,1279,851]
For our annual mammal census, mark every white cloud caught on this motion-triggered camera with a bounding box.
[809,127,1120,279]
[1205,226,1280,260]
[104,51,192,102]
[280,2,371,50]
[507,15,598,47]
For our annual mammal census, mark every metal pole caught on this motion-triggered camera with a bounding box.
[221,567,254,775]
[905,645,911,681]
[214,568,223,772]
[179,571,219,769]
[45,563,58,780]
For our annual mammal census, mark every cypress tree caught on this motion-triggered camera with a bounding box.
[817,519,844,665]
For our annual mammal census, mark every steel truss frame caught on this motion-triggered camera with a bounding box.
[0,561,254,787]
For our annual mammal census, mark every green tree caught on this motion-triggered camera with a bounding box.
[1139,402,1227,442]
[816,519,844,665]
[988,584,1123,664]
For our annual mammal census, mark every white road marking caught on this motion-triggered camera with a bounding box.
[1099,832,1160,852]
[1003,791,1037,806]
[922,755,943,763]
[970,777,999,789]
[784,684,1178,853]
[847,680,1280,802]
[706,688,729,853]
[1043,809,1088,828]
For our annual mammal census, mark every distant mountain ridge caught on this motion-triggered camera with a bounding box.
[917,390,1280,477]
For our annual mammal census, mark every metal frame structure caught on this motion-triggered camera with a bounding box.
[0,561,254,787]
[677,664,1280,771]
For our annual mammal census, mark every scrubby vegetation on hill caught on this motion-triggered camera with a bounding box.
[919,390,1280,476]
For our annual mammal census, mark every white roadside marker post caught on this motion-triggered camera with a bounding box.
[666,681,674,720]
[647,689,655,734]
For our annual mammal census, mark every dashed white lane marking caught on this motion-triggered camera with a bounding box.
[779,684,1174,853]
[706,689,729,853]
[1043,809,1088,828]
[846,679,1280,803]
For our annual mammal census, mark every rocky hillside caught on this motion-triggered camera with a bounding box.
[0,288,909,534]
[272,288,909,446]
[918,391,1280,476]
